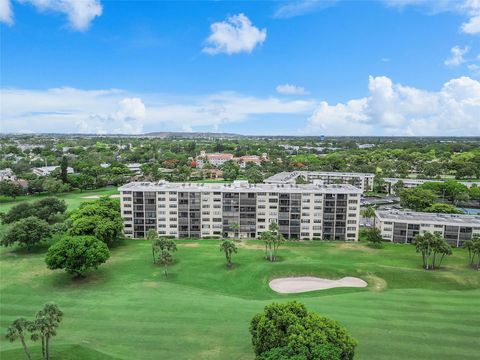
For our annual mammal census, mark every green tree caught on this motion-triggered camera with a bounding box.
[152,237,177,276]
[463,236,480,269]
[219,240,238,268]
[400,187,436,211]
[392,180,405,195]
[250,301,356,360]
[259,222,285,262]
[362,206,376,226]
[68,197,123,246]
[1,216,51,250]
[423,203,462,214]
[246,167,263,184]
[45,235,110,277]
[0,180,24,200]
[364,227,383,248]
[222,160,240,181]
[1,197,66,224]
[31,304,63,360]
[43,178,70,194]
[5,318,34,360]
[414,232,452,270]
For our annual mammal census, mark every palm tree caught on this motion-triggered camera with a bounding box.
[5,318,33,360]
[33,304,63,360]
[219,240,238,268]
[363,206,376,227]
[160,250,173,277]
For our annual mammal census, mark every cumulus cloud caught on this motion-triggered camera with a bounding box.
[0,87,316,134]
[303,75,480,136]
[444,45,470,66]
[276,84,309,95]
[460,0,480,34]
[1,0,102,30]
[0,0,13,24]
[203,13,266,55]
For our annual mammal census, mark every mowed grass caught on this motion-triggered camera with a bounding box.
[0,238,479,360]
[0,187,119,213]
[1,194,479,359]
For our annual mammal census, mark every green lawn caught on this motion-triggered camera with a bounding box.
[0,237,479,360]
[0,187,119,213]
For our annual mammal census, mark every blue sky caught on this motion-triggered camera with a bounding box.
[1,0,479,135]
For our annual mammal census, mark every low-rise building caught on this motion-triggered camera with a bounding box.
[382,178,480,195]
[32,166,74,177]
[119,180,362,241]
[195,151,268,169]
[196,151,235,168]
[0,168,16,182]
[375,209,480,247]
[264,171,374,193]
[126,163,142,175]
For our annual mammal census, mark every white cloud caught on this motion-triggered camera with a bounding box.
[273,0,338,18]
[203,13,266,55]
[444,45,470,66]
[3,0,102,31]
[0,0,13,24]
[276,84,309,95]
[0,87,316,134]
[460,0,480,34]
[303,75,480,136]
[383,0,480,35]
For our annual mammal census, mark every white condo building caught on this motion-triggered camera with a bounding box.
[264,171,374,193]
[375,209,480,247]
[119,180,362,241]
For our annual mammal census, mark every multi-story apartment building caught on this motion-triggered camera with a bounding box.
[382,178,480,195]
[119,180,362,241]
[375,209,480,247]
[264,171,374,193]
[195,151,268,169]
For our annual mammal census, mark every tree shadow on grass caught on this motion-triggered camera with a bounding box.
[0,242,51,258]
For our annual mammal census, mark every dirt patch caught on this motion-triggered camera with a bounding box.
[177,243,199,248]
[236,242,264,250]
[269,276,367,294]
[337,242,375,252]
[143,281,159,288]
[364,274,387,291]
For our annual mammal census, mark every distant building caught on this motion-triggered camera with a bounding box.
[126,163,142,175]
[264,171,375,193]
[0,168,16,182]
[32,166,74,177]
[375,209,480,247]
[358,143,375,149]
[382,178,480,195]
[195,151,267,169]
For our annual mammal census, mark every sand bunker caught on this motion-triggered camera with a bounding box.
[269,276,367,294]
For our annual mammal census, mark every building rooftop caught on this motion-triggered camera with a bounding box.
[119,180,362,194]
[376,209,480,226]
[383,178,480,186]
[264,171,375,184]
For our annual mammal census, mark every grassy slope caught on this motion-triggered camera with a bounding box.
[0,239,479,360]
